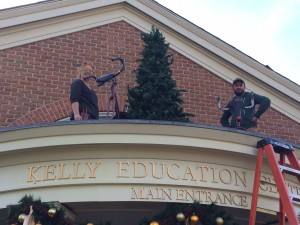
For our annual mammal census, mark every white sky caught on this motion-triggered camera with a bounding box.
[1,0,300,85]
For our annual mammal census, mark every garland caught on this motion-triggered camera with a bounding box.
[7,196,240,225]
[6,195,67,225]
[139,202,240,225]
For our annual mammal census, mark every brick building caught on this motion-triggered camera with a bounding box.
[0,1,299,225]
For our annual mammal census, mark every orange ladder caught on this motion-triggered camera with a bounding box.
[249,137,300,225]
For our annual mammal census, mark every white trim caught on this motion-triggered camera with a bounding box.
[0,0,123,28]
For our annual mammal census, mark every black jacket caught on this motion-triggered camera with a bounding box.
[220,92,270,129]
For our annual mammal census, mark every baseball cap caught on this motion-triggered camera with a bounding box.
[232,78,245,85]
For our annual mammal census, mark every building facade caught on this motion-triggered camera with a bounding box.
[0,1,300,225]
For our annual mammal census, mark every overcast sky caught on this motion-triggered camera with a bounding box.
[157,0,300,86]
[1,0,300,85]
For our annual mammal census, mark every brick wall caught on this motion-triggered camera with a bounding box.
[1,21,299,144]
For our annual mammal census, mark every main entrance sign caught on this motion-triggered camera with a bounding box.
[0,122,300,213]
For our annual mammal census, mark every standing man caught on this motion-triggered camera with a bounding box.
[70,62,99,120]
[220,78,270,129]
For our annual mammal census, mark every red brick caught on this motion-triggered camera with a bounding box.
[1,21,299,144]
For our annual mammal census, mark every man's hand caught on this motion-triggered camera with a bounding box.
[252,116,258,123]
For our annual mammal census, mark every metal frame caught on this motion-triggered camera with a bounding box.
[249,139,300,225]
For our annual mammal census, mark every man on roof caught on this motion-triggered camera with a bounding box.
[220,78,271,130]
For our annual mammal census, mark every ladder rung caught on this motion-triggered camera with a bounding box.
[279,165,300,177]
[289,193,300,202]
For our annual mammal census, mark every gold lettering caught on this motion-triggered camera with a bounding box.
[73,162,85,179]
[58,163,71,180]
[223,193,233,205]
[133,162,148,178]
[234,171,246,187]
[287,182,293,193]
[182,165,196,181]
[146,188,155,199]
[287,182,300,196]
[162,188,172,200]
[86,162,101,178]
[296,186,300,195]
[196,165,208,182]
[267,177,277,193]
[129,186,249,208]
[44,164,56,181]
[185,189,196,201]
[219,169,231,184]
[131,187,144,199]
[240,195,248,207]
[193,190,202,202]
[214,192,223,204]
[206,191,213,203]
[232,195,242,206]
[210,168,218,183]
[27,166,42,182]
[167,164,181,180]
[259,176,269,191]
[151,163,165,179]
[155,188,162,199]
[202,191,213,203]
[118,162,130,178]
[176,189,185,201]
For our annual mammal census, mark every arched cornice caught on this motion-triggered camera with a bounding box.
[1,120,300,153]
[8,95,128,126]
[0,121,299,215]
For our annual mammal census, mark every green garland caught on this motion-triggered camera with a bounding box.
[139,202,241,225]
[6,194,66,225]
[6,195,112,225]
[7,196,240,225]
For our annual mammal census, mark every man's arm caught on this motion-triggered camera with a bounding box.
[253,94,271,118]
[220,103,231,127]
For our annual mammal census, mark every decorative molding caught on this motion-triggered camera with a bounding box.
[0,122,299,214]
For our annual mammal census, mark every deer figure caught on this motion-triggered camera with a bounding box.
[217,92,254,128]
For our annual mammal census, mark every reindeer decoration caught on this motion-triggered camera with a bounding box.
[217,92,254,128]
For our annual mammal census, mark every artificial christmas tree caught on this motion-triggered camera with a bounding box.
[128,26,193,122]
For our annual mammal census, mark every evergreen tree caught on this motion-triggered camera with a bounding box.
[128,26,193,122]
